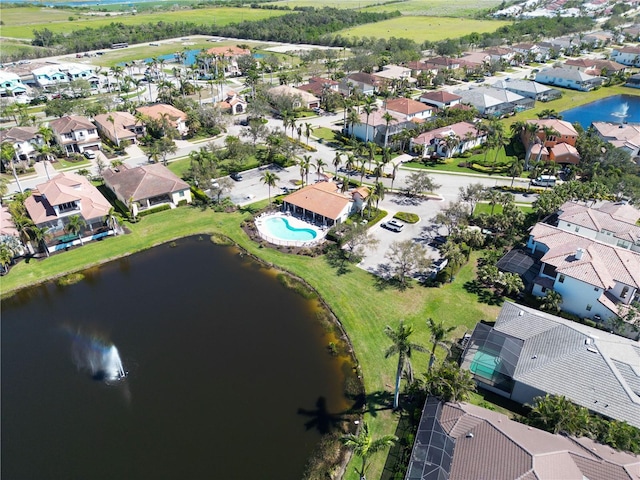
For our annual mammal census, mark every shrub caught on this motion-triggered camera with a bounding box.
[137,204,171,217]
[394,212,419,224]
[190,186,209,203]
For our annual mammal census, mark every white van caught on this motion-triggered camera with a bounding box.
[531,175,557,187]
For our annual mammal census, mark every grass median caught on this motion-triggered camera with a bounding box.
[1,205,500,479]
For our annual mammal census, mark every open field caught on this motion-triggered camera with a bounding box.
[272,0,502,17]
[337,16,508,43]
[0,204,500,480]
[0,41,49,63]
[0,6,289,40]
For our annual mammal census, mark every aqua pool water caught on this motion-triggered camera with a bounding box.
[264,217,317,241]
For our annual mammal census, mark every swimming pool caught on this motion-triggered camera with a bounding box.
[470,350,501,381]
[264,217,317,242]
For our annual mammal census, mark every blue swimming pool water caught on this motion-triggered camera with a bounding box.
[264,217,317,241]
[561,94,640,129]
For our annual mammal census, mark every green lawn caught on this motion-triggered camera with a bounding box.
[1,205,500,480]
[0,6,289,40]
[403,147,516,176]
[336,16,508,43]
[362,0,503,16]
[311,126,339,142]
[474,203,534,215]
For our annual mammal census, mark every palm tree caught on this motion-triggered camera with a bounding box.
[107,114,119,147]
[373,181,385,209]
[30,226,50,257]
[390,162,400,192]
[104,207,123,235]
[485,188,502,215]
[260,171,280,205]
[426,318,455,371]
[347,108,361,139]
[300,155,312,186]
[384,321,427,409]
[540,290,562,313]
[65,215,86,245]
[314,158,327,182]
[362,97,378,143]
[340,422,397,480]
[443,134,460,159]
[509,159,524,187]
[332,152,342,177]
[304,122,312,145]
[382,111,395,148]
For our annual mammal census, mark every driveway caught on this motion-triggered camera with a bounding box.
[357,193,448,276]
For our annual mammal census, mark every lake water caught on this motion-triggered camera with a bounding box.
[561,94,640,128]
[1,237,354,479]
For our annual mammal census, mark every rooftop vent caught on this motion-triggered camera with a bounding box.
[575,247,584,260]
[585,338,591,345]
[586,347,599,354]
[519,310,524,316]
[466,432,474,438]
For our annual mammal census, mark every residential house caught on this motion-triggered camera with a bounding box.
[281,181,368,227]
[217,90,247,115]
[458,51,491,71]
[461,301,640,425]
[626,73,640,88]
[371,64,415,87]
[535,67,604,91]
[494,79,562,101]
[94,112,145,147]
[456,86,534,117]
[582,31,615,48]
[0,126,43,162]
[484,46,516,65]
[564,58,627,76]
[511,42,547,62]
[49,115,102,156]
[622,25,640,41]
[204,45,251,76]
[32,65,68,89]
[406,397,640,480]
[103,164,191,217]
[23,172,113,252]
[338,72,379,96]
[525,118,580,164]
[384,97,433,121]
[527,221,640,325]
[592,122,640,161]
[297,77,339,98]
[418,90,462,110]
[348,108,410,145]
[136,104,188,137]
[267,84,320,110]
[63,64,99,87]
[406,60,438,76]
[556,201,640,253]
[610,46,640,67]
[410,121,486,158]
[0,71,27,97]
[423,56,462,72]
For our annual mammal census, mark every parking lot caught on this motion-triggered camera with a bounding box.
[357,193,449,277]
[225,164,302,206]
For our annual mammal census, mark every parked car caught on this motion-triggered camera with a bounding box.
[83,150,96,160]
[382,219,404,232]
[429,235,447,247]
[230,172,243,181]
[531,175,557,187]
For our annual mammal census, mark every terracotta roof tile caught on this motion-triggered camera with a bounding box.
[283,182,351,220]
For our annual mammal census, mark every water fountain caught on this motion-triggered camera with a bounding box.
[71,333,126,382]
[611,102,630,124]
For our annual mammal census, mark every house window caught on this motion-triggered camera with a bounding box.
[594,287,599,292]
[179,191,185,197]
[558,274,565,283]
[621,286,629,299]
[88,129,96,135]
[586,304,592,311]
[541,287,547,293]
[547,135,556,142]
[58,201,78,213]
[63,133,73,139]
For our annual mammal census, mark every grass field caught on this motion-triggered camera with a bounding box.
[337,16,508,43]
[272,0,502,17]
[0,6,289,40]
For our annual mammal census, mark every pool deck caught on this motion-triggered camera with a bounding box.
[255,211,328,247]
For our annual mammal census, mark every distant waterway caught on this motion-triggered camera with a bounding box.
[2,236,355,479]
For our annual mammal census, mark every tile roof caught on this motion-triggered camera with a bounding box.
[537,66,601,82]
[412,398,640,480]
[412,121,480,145]
[49,115,95,134]
[531,223,640,288]
[357,108,405,126]
[528,118,579,137]
[558,201,640,244]
[0,126,39,143]
[489,302,640,428]
[102,164,190,202]
[267,85,319,104]
[136,104,186,126]
[592,122,640,153]
[282,182,352,220]
[24,172,111,224]
[205,45,250,57]
[384,97,432,115]
[419,90,462,103]
[1,205,19,237]
[94,112,141,141]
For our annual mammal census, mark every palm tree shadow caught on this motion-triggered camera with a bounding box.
[363,390,394,417]
[298,396,350,435]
